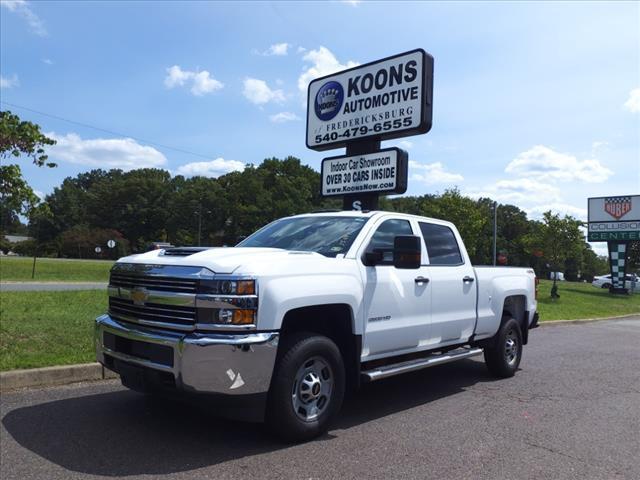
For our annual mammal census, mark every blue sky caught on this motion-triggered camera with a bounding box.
[1,0,639,252]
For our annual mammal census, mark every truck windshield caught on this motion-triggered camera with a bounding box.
[237,216,368,257]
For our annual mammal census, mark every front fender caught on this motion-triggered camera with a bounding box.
[257,274,364,334]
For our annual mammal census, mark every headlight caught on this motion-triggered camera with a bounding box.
[196,277,257,329]
[199,279,255,295]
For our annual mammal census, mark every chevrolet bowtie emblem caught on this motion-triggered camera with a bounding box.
[130,287,149,306]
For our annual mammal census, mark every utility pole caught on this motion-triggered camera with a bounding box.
[492,201,498,266]
[197,202,202,247]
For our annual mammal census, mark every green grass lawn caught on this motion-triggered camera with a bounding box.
[0,290,107,370]
[0,257,114,282]
[0,278,638,372]
[537,279,640,321]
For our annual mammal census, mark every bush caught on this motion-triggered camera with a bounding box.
[58,226,130,259]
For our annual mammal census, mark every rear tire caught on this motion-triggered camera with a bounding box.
[602,283,611,289]
[484,317,522,378]
[266,333,345,442]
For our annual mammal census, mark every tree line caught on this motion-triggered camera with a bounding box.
[0,110,627,281]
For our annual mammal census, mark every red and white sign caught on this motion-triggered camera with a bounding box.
[604,197,632,220]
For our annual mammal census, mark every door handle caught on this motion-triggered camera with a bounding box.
[463,276,475,283]
[415,276,429,285]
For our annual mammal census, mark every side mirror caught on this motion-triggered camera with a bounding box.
[393,235,421,269]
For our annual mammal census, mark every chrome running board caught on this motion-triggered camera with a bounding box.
[361,347,483,382]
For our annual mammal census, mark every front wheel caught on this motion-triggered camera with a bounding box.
[484,317,523,378]
[266,333,345,442]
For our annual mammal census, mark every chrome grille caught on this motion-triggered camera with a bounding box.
[108,297,196,331]
[110,273,198,293]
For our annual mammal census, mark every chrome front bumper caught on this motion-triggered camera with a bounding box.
[95,314,279,395]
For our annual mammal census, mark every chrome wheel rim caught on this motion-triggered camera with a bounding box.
[504,330,519,366]
[291,356,333,422]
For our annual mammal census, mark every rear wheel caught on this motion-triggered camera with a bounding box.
[602,283,611,289]
[266,333,345,442]
[484,317,522,378]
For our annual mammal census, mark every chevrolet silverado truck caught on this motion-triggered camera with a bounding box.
[96,211,539,441]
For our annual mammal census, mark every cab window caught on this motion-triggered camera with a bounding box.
[419,222,463,265]
[366,219,413,265]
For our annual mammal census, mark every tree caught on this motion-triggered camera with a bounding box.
[527,211,583,297]
[0,110,56,167]
[0,111,56,235]
[0,164,37,232]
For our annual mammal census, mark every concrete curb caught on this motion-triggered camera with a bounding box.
[539,313,640,327]
[0,363,118,392]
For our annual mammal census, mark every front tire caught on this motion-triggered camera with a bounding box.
[266,333,345,442]
[484,317,523,378]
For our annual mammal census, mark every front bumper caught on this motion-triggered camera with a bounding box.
[95,314,279,396]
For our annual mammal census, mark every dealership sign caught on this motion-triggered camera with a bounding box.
[587,195,640,241]
[306,49,434,151]
[321,148,408,197]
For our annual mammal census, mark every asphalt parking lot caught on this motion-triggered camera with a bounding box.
[1,318,639,480]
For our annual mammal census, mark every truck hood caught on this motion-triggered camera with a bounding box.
[117,247,327,274]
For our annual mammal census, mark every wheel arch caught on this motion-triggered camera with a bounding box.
[279,304,362,390]
[501,294,528,344]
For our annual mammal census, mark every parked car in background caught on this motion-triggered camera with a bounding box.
[147,241,173,251]
[549,271,565,281]
[592,274,638,290]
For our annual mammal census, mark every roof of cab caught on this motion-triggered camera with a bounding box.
[290,210,457,228]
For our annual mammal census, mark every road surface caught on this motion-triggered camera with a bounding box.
[1,318,639,479]
[0,282,107,291]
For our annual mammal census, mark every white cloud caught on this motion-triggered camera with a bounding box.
[42,58,53,65]
[409,161,464,185]
[46,133,167,170]
[242,78,285,105]
[1,0,47,36]
[269,112,300,123]
[467,178,562,204]
[0,74,19,89]
[298,46,358,95]
[176,158,245,178]
[526,203,588,221]
[398,140,413,150]
[624,87,640,113]
[259,43,289,56]
[164,65,223,96]
[505,145,613,183]
[342,0,363,5]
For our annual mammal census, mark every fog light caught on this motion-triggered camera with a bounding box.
[218,309,234,323]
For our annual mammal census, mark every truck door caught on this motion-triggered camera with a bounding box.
[359,218,432,357]
[418,221,477,346]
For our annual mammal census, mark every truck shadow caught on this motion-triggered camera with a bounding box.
[2,359,496,476]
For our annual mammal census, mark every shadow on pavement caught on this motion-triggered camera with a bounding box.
[3,359,494,476]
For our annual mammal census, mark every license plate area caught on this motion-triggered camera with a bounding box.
[103,332,174,367]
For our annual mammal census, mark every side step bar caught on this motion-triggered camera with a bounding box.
[361,347,483,382]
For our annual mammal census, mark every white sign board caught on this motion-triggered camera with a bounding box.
[321,148,408,197]
[307,49,434,151]
[107,239,116,249]
[588,195,640,241]
[94,246,102,253]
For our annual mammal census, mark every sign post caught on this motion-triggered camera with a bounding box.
[306,48,434,210]
[588,195,640,294]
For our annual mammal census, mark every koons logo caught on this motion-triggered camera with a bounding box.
[315,81,344,121]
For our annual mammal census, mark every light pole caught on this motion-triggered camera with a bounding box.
[195,202,212,246]
[492,201,498,266]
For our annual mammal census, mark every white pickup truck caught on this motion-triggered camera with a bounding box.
[96,210,539,441]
